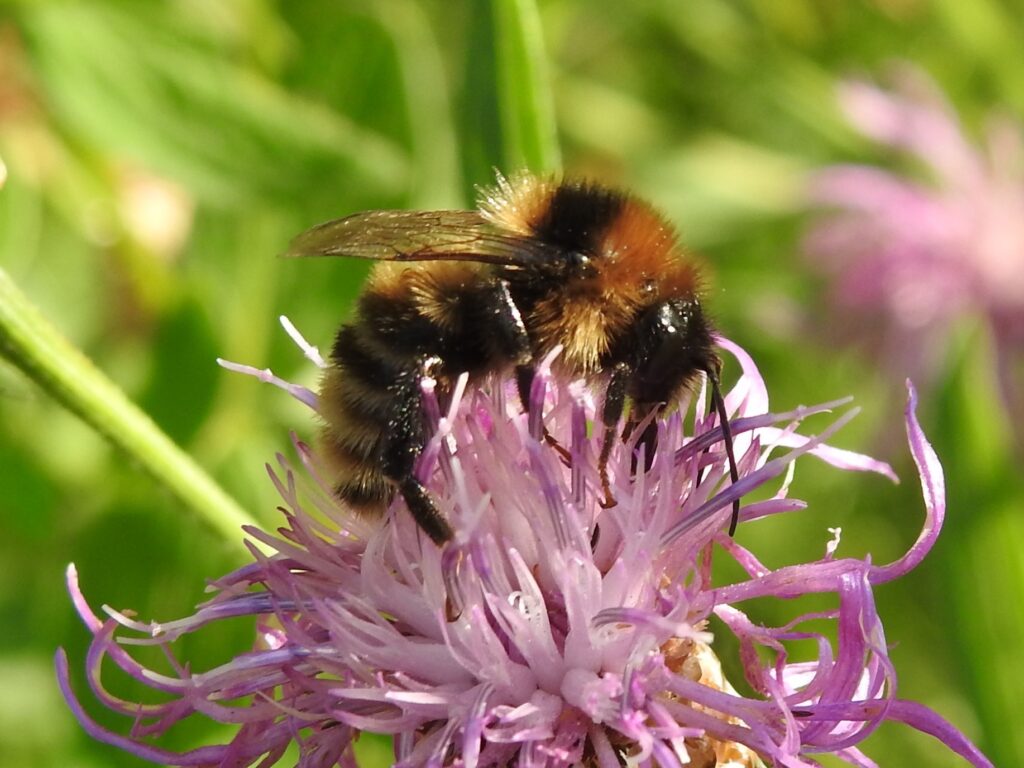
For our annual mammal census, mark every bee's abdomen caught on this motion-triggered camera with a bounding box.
[319,262,504,518]
[319,324,402,514]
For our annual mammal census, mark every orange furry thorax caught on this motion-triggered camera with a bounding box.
[483,174,703,373]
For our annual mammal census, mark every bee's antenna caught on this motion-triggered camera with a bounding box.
[705,366,741,536]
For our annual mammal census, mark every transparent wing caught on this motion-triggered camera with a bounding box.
[285,210,558,267]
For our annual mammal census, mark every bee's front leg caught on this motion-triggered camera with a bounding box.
[598,362,633,508]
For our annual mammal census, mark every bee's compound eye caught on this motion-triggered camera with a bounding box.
[568,251,597,277]
[568,251,589,268]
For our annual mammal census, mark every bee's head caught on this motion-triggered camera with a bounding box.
[628,298,717,405]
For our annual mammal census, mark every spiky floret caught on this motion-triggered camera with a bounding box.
[57,321,993,768]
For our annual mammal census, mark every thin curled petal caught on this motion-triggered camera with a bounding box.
[869,381,944,584]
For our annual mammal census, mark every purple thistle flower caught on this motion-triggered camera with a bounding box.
[57,319,992,767]
[803,65,1024,432]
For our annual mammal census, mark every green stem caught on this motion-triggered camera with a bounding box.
[0,267,258,548]
[494,0,561,174]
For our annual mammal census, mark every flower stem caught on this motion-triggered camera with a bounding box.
[0,266,258,547]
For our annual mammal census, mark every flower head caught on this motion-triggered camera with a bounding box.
[58,320,992,767]
[803,65,1024,430]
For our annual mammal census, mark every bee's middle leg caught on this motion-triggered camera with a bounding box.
[488,281,571,464]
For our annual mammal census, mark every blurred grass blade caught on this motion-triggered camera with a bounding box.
[460,3,505,193]
[935,332,1024,766]
[0,267,259,549]
[373,0,462,208]
[957,503,1024,766]
[494,0,561,174]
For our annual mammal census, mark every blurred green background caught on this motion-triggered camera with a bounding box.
[1,1,1021,766]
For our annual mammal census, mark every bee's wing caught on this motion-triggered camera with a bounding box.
[285,210,558,267]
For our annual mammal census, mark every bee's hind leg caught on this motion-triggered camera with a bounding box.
[381,362,454,545]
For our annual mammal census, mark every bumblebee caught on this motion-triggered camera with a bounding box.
[288,173,739,544]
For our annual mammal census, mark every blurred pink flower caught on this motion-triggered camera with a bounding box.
[804,67,1024,428]
[57,323,992,767]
